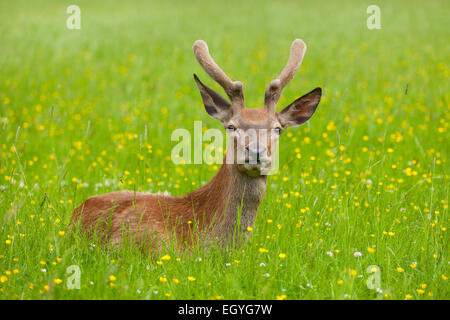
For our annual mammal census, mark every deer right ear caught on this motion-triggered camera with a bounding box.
[277,87,322,127]
[194,74,232,123]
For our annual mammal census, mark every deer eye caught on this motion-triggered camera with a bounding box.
[226,125,236,132]
[274,127,282,134]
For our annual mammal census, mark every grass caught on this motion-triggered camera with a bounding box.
[0,0,448,300]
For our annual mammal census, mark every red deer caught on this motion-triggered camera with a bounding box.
[70,39,322,252]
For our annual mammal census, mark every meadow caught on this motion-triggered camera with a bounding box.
[0,0,448,300]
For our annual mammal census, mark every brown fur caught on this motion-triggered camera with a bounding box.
[71,162,266,251]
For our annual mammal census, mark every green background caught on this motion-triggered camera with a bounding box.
[0,0,448,299]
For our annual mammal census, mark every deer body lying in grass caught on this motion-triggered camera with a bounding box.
[70,39,322,251]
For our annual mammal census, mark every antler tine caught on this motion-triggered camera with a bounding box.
[264,39,307,113]
[193,40,244,107]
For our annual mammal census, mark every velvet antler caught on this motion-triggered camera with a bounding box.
[264,39,306,113]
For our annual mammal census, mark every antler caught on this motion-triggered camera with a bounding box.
[193,40,244,109]
[264,39,307,113]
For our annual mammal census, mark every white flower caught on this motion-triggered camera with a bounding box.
[326,251,333,257]
[263,273,270,277]
[104,179,113,187]
[260,263,266,267]
[95,183,103,191]
[41,268,47,273]
[354,251,362,258]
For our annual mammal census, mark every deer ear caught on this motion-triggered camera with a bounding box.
[277,87,322,127]
[194,74,232,123]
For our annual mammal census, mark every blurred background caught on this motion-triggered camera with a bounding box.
[0,0,448,206]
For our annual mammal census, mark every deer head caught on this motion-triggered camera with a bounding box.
[193,39,321,177]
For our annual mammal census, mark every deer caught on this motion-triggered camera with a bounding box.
[70,39,322,253]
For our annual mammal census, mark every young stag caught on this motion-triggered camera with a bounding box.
[71,39,322,251]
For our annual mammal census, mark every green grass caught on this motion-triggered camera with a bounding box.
[0,0,448,300]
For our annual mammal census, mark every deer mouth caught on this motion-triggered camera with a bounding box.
[245,148,270,166]
[239,157,272,176]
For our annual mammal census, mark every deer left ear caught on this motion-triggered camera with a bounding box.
[277,87,322,127]
[193,74,233,123]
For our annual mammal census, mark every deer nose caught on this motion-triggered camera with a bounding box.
[247,144,266,155]
[247,143,267,163]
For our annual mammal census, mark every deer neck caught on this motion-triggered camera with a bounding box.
[187,160,267,245]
